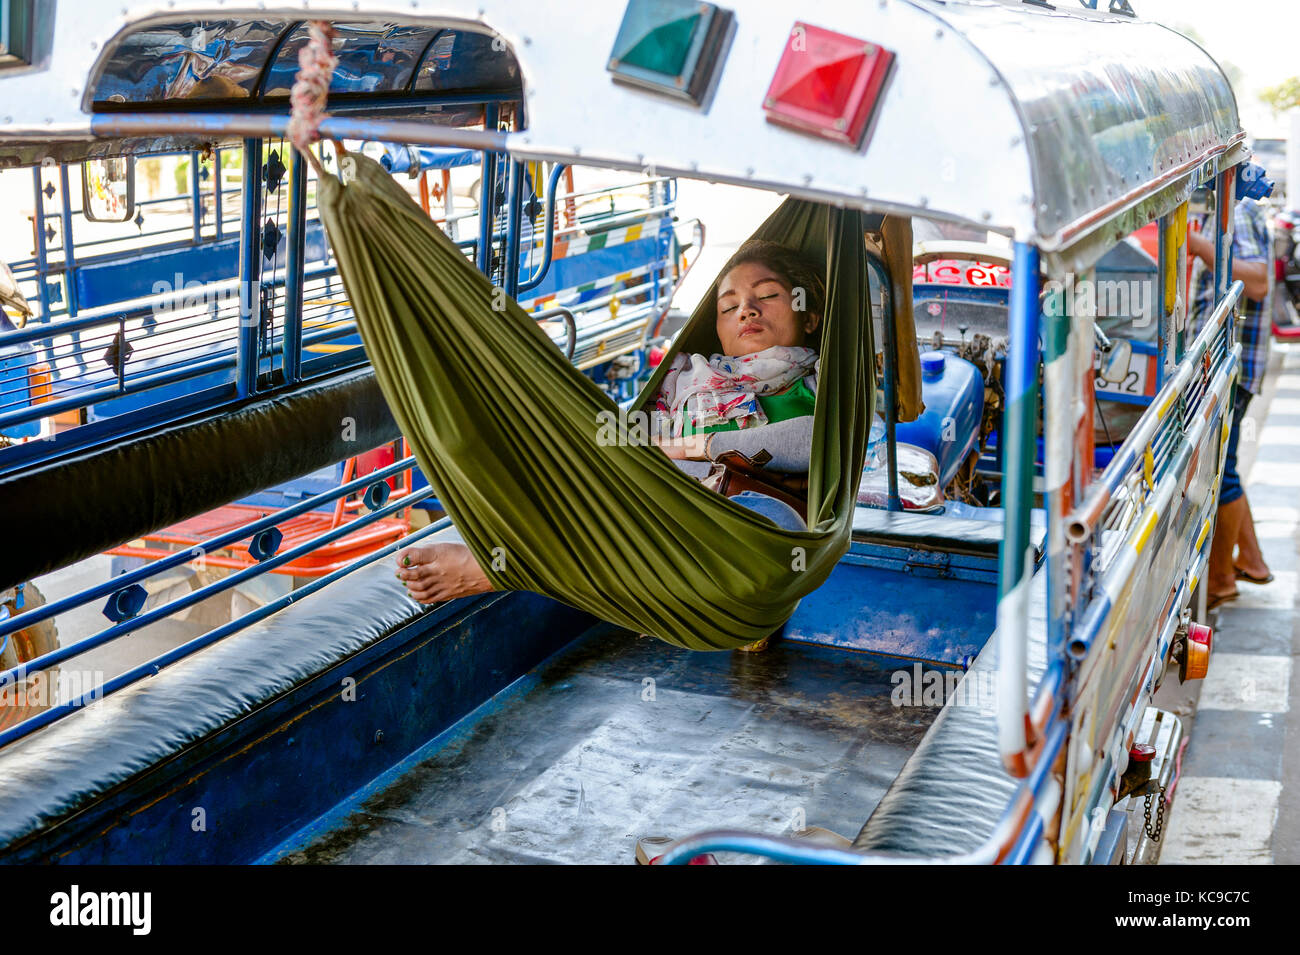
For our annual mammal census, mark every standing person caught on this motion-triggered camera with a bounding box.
[1188,195,1274,610]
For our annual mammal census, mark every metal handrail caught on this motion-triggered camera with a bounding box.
[516,162,567,294]
[1066,280,1242,543]
[646,217,705,343]
[0,481,434,693]
[0,313,369,432]
[0,453,420,638]
[0,510,450,749]
[0,260,348,351]
[91,113,510,153]
[534,306,577,360]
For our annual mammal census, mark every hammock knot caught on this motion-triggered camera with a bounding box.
[287,21,338,170]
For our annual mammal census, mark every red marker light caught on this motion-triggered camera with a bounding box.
[1128,743,1156,763]
[763,22,895,149]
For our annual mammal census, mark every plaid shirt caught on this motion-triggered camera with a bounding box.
[1193,197,1271,395]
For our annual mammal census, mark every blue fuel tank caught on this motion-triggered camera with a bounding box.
[894,351,983,487]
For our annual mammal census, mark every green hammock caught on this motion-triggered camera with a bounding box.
[316,154,872,650]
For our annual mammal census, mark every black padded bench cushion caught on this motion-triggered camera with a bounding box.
[851,506,1046,560]
[0,368,399,592]
[852,566,1048,856]
[0,528,459,853]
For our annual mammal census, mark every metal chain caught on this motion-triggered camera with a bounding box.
[1143,785,1168,842]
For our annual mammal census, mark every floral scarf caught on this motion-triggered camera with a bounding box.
[653,345,818,437]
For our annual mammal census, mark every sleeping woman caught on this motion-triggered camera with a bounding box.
[394,239,821,612]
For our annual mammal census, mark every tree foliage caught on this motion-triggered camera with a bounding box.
[1260,77,1300,115]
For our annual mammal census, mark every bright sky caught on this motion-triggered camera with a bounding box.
[1140,0,1300,138]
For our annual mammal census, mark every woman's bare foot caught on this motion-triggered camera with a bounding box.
[395,542,493,604]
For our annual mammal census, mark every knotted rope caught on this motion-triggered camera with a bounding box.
[286,21,340,177]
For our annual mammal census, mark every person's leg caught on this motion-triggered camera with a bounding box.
[726,491,805,650]
[1209,497,1245,606]
[1234,497,1273,582]
[728,490,805,531]
[1226,389,1273,582]
[1208,387,1248,607]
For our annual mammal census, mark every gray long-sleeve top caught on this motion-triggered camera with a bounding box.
[673,414,814,479]
[669,371,817,478]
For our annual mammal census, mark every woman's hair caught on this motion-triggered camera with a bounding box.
[718,239,826,337]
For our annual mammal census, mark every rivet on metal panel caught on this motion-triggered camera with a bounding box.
[745,167,755,177]
[934,29,943,39]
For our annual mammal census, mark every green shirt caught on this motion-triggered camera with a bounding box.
[682,375,817,435]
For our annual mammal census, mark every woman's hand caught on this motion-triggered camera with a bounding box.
[395,542,494,604]
[653,433,711,460]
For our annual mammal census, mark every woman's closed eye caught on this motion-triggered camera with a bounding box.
[720,293,779,315]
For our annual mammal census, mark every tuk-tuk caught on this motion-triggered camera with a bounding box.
[0,0,1247,865]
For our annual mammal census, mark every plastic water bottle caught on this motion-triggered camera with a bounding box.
[866,417,886,470]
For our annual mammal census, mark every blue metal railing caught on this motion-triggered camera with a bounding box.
[0,453,438,748]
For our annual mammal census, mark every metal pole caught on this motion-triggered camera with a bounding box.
[57,163,79,321]
[189,149,203,244]
[1041,280,1069,661]
[1215,166,1237,344]
[282,147,307,386]
[517,162,567,294]
[879,263,901,512]
[476,104,500,276]
[214,148,224,237]
[996,241,1041,774]
[1155,213,1169,391]
[29,167,56,378]
[503,160,524,298]
[237,138,263,399]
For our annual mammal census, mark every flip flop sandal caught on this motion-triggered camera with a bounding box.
[1206,590,1239,612]
[1234,567,1275,585]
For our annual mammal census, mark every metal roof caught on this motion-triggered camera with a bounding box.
[0,0,1245,264]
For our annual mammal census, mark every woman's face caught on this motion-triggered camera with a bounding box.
[716,262,820,357]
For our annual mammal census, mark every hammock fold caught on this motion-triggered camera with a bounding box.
[316,155,872,650]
